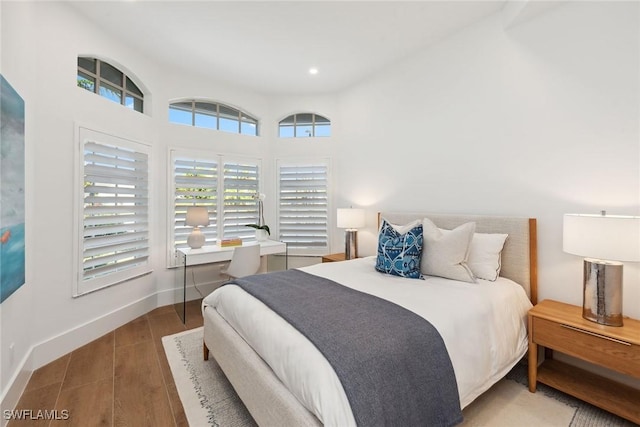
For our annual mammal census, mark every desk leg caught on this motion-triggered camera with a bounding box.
[259,255,268,273]
[174,251,187,324]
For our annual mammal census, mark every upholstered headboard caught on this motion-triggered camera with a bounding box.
[378,212,538,304]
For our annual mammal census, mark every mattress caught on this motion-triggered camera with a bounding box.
[202,256,532,426]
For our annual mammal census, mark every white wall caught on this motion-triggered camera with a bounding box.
[1,0,638,410]
[0,0,37,408]
[0,3,344,406]
[267,94,341,248]
[0,1,287,409]
[28,2,158,358]
[337,1,639,319]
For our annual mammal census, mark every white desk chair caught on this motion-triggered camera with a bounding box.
[222,244,261,279]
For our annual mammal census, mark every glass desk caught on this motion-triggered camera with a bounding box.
[174,240,287,323]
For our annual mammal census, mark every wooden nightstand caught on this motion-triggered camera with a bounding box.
[528,299,640,424]
[321,253,346,263]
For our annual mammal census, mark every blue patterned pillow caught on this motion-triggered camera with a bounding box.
[375,219,423,279]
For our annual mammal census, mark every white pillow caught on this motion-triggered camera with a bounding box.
[421,218,476,283]
[387,219,421,234]
[468,233,508,281]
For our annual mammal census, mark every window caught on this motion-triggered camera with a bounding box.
[77,57,144,113]
[169,100,259,136]
[222,161,260,239]
[277,160,330,255]
[279,113,331,138]
[172,153,218,250]
[75,127,150,295]
[169,151,261,263]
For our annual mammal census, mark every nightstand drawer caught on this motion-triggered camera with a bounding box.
[532,317,640,378]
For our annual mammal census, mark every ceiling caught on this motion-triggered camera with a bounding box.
[68,1,507,95]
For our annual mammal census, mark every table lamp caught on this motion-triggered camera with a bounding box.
[186,206,210,249]
[337,208,365,260]
[563,212,640,326]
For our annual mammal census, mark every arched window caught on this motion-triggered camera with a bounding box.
[169,100,259,136]
[279,113,331,138]
[77,57,144,113]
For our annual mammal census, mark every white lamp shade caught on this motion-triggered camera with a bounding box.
[563,213,640,262]
[337,208,365,229]
[186,206,210,227]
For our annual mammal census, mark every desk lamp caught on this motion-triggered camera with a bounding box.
[337,208,365,260]
[186,206,209,249]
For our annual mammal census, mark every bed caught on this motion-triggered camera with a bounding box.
[202,211,538,426]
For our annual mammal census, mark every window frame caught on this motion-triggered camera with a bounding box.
[168,100,259,136]
[77,57,144,113]
[167,149,263,266]
[276,158,331,256]
[74,126,152,296]
[221,156,262,240]
[278,113,331,138]
[169,149,219,255]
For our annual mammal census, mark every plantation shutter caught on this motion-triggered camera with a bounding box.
[173,154,217,250]
[78,130,151,295]
[223,160,260,240]
[278,162,329,253]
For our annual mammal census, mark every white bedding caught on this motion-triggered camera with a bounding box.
[202,256,532,426]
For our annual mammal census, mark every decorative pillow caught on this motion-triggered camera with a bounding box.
[375,219,423,279]
[421,218,476,283]
[468,233,508,281]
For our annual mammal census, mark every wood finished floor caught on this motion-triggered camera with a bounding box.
[8,299,204,427]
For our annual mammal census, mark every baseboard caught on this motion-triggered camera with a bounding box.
[0,291,160,420]
[0,353,32,427]
[30,292,159,369]
[0,281,227,418]
[27,281,219,369]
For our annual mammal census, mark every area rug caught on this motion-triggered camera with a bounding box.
[162,327,256,427]
[162,327,636,427]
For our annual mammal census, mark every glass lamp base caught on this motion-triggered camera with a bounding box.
[344,230,358,260]
[582,258,623,327]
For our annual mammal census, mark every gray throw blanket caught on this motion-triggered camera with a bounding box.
[228,269,462,427]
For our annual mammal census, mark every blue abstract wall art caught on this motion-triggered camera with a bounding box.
[1,75,26,303]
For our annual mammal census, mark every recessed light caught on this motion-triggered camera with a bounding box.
[309,68,319,75]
